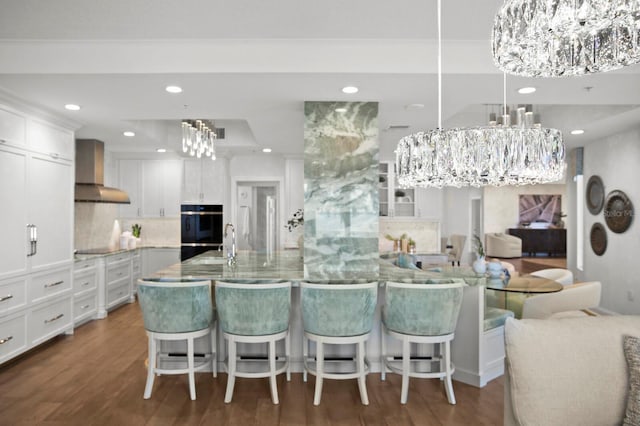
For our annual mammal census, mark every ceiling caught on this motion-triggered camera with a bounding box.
[1,0,639,160]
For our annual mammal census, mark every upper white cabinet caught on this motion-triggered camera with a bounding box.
[379,161,416,217]
[182,158,226,204]
[28,119,74,160]
[118,159,183,218]
[118,159,142,218]
[142,160,182,217]
[0,105,27,148]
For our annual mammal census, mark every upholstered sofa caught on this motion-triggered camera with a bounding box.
[504,315,640,426]
[485,233,522,258]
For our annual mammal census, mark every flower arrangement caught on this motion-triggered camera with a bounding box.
[285,209,304,232]
[473,234,485,258]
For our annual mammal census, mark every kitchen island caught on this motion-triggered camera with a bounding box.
[147,250,504,388]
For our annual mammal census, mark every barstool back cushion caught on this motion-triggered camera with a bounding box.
[215,280,291,336]
[138,279,213,333]
[383,281,464,336]
[301,281,378,337]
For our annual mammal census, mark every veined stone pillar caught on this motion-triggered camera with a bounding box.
[303,101,379,280]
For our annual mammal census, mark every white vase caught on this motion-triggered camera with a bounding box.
[472,255,487,275]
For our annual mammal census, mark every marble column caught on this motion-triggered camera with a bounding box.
[303,101,379,281]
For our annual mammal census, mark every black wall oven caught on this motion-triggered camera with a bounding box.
[181,204,223,261]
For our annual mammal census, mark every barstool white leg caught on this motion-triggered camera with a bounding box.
[444,340,456,405]
[211,322,217,378]
[313,341,324,406]
[357,340,369,405]
[380,323,387,381]
[285,331,291,382]
[224,338,237,403]
[269,339,279,404]
[400,338,410,404]
[144,335,156,399]
[187,336,196,400]
[303,335,308,383]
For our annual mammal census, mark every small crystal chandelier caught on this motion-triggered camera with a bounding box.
[492,0,640,77]
[181,119,217,160]
[395,0,566,188]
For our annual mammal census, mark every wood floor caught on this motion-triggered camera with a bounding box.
[0,302,504,426]
[501,256,567,275]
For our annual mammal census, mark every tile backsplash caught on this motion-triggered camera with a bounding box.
[75,203,180,250]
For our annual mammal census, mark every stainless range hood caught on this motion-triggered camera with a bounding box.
[75,139,130,204]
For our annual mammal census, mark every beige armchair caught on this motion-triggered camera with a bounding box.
[530,268,573,286]
[521,281,602,319]
[447,234,466,266]
[485,233,521,258]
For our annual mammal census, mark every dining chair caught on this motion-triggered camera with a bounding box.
[381,280,464,404]
[530,268,574,286]
[137,278,217,401]
[447,234,466,266]
[215,279,291,404]
[522,281,601,319]
[300,280,378,406]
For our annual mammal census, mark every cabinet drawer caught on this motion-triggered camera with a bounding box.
[0,105,27,147]
[106,253,131,265]
[29,296,72,346]
[73,269,98,295]
[74,293,97,323]
[0,312,28,364]
[28,119,74,160]
[106,281,130,308]
[74,259,97,273]
[106,263,130,285]
[0,276,27,316]
[30,268,72,304]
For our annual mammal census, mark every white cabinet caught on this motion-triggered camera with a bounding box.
[143,160,182,218]
[104,252,132,311]
[118,159,142,218]
[118,159,182,218]
[0,104,27,149]
[73,259,98,326]
[182,158,226,204]
[379,161,416,217]
[0,99,74,367]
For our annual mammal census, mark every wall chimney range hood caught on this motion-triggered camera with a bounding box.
[75,139,130,204]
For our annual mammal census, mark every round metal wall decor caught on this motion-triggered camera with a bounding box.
[604,190,634,233]
[586,175,605,215]
[590,223,607,256]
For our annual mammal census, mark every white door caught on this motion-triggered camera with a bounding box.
[162,160,183,217]
[0,146,29,278]
[28,154,73,271]
[181,158,201,203]
[118,160,142,218]
[142,160,164,217]
[201,159,225,204]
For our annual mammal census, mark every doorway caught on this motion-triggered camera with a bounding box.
[235,181,280,252]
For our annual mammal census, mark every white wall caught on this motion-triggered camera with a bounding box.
[483,183,568,234]
[441,187,482,264]
[572,126,640,314]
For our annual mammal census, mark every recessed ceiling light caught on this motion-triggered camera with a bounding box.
[64,104,80,111]
[156,148,167,153]
[342,86,358,94]
[123,131,135,137]
[335,107,347,113]
[165,85,182,94]
[518,87,536,94]
[262,148,272,153]
[571,129,585,135]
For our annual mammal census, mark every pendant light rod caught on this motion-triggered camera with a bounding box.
[437,0,442,130]
[503,72,507,117]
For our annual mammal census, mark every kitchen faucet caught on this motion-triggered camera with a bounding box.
[224,223,237,266]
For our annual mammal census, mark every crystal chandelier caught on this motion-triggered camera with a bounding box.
[492,0,640,77]
[395,0,566,188]
[181,119,217,160]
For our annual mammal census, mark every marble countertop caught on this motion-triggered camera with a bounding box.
[146,250,482,285]
[74,245,180,261]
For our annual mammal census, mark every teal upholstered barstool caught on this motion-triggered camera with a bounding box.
[381,281,464,404]
[137,278,217,401]
[300,281,378,406]
[215,280,292,404]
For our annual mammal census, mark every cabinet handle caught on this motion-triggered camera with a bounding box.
[44,280,64,288]
[81,281,90,287]
[137,208,141,217]
[0,336,13,345]
[44,313,64,324]
[0,139,6,144]
[81,304,91,310]
[49,152,59,159]
[0,294,13,302]
[26,224,35,257]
